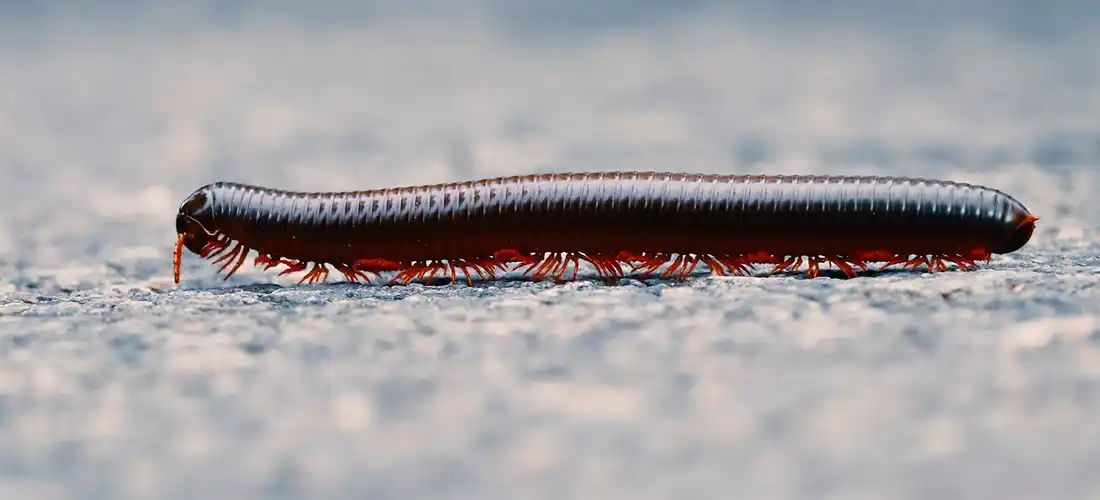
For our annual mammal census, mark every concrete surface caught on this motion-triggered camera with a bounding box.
[2,2,1099,499]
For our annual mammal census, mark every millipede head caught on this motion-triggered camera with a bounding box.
[174,186,219,283]
[176,186,219,254]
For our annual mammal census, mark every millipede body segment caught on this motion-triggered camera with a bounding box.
[172,172,1038,286]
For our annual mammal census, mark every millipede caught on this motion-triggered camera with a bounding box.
[171,171,1038,286]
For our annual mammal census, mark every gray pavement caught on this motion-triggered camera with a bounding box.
[2,2,1100,499]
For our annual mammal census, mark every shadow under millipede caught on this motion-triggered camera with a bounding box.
[182,266,954,293]
[365,267,941,287]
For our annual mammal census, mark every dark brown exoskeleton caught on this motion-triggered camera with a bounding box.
[173,173,1039,286]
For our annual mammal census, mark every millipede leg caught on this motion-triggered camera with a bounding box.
[880,254,910,271]
[394,262,423,284]
[606,256,626,277]
[334,263,374,284]
[210,242,248,279]
[470,261,495,280]
[472,257,508,279]
[353,258,405,274]
[584,256,603,278]
[454,260,476,286]
[393,261,444,285]
[903,255,930,271]
[515,257,542,277]
[254,254,274,269]
[561,253,580,280]
[200,238,230,259]
[930,257,948,272]
[580,255,607,278]
[769,255,800,275]
[519,257,543,280]
[212,242,242,268]
[553,253,581,281]
[541,255,561,280]
[446,262,458,284]
[550,254,568,280]
[660,254,687,279]
[278,260,309,277]
[616,251,646,267]
[528,254,561,281]
[716,256,753,276]
[425,263,442,282]
[223,245,252,280]
[541,254,564,280]
[804,257,821,279]
[297,263,330,285]
[849,257,869,272]
[549,254,571,280]
[828,258,858,278]
[680,255,702,279]
[700,255,728,276]
[595,254,626,278]
[633,253,669,279]
[600,256,619,278]
[947,255,978,271]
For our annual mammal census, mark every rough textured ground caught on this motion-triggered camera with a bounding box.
[2,2,1100,499]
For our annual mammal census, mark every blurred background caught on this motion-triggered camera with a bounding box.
[1,0,1097,289]
[1,1,1099,499]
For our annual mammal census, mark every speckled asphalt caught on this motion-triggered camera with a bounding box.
[2,2,1100,499]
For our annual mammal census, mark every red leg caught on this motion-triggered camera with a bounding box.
[334,263,374,284]
[828,258,858,278]
[804,257,821,279]
[903,255,930,271]
[880,254,910,271]
[353,258,405,274]
[700,255,728,276]
[393,262,440,285]
[634,254,669,280]
[680,255,702,279]
[222,245,252,280]
[716,256,754,276]
[278,260,309,277]
[769,255,800,274]
[211,242,242,269]
[200,237,230,259]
